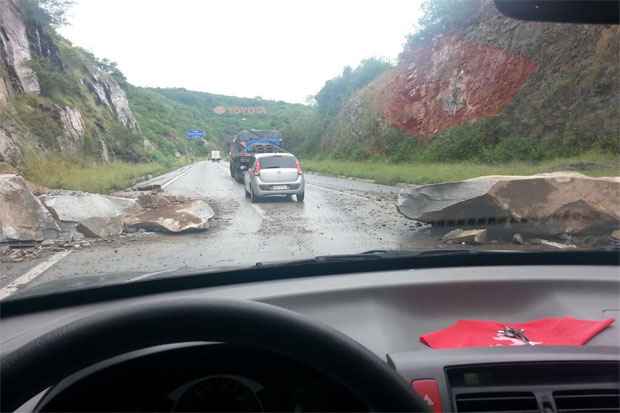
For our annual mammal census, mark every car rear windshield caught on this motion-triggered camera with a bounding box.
[260,156,297,169]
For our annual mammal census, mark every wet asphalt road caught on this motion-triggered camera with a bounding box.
[1,161,438,293]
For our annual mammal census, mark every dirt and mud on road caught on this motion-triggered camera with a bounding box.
[0,161,440,296]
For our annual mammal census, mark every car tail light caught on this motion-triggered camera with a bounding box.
[254,159,262,176]
[296,159,303,175]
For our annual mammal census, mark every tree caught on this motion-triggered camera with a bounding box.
[91,57,128,86]
[21,0,74,28]
[315,58,392,117]
[407,0,480,43]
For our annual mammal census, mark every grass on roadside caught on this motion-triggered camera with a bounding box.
[302,152,619,185]
[22,155,190,193]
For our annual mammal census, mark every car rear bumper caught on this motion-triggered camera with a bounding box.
[253,176,305,196]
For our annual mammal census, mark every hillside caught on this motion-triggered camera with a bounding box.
[128,87,313,158]
[0,0,311,171]
[0,0,147,165]
[304,0,619,163]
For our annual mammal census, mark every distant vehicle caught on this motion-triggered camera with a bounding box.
[229,129,283,183]
[244,153,305,203]
[210,150,221,162]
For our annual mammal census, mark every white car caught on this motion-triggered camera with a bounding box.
[244,153,305,202]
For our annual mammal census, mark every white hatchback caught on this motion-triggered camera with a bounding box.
[243,153,305,202]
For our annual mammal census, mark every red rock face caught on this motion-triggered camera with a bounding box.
[380,35,537,139]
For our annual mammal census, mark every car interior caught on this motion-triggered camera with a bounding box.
[1,250,618,412]
[1,2,619,413]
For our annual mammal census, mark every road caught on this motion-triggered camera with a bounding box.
[1,161,438,294]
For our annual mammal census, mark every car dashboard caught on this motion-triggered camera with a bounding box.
[2,264,619,412]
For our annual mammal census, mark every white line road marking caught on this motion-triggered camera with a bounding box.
[0,250,72,300]
[126,269,174,283]
[307,183,371,200]
[162,165,195,189]
[251,204,266,219]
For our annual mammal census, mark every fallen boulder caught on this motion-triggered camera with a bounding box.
[123,199,214,233]
[135,192,187,209]
[77,216,123,239]
[0,174,60,243]
[398,173,620,237]
[41,191,137,222]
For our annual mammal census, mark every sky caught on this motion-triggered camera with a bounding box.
[60,0,423,103]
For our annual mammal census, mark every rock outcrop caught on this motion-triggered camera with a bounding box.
[0,0,40,96]
[56,106,86,152]
[0,0,142,166]
[0,127,23,165]
[376,1,620,140]
[398,173,620,237]
[84,68,139,130]
[0,174,59,243]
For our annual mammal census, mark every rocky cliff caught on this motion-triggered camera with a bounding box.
[0,0,140,166]
[327,0,619,156]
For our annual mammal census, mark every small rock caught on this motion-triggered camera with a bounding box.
[135,184,162,192]
[512,233,525,245]
[531,238,577,249]
[73,244,81,249]
[611,229,620,241]
[41,239,56,247]
[442,228,487,244]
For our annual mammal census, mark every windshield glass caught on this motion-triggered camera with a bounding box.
[0,0,618,299]
[260,157,297,169]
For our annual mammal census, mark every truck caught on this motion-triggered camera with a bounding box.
[228,129,284,183]
[210,150,222,162]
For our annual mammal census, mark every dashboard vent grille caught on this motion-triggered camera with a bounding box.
[554,389,620,413]
[455,391,539,412]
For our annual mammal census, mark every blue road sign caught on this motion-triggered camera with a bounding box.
[186,130,206,140]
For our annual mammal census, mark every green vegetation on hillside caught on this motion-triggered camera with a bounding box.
[315,58,393,117]
[22,155,189,193]
[290,0,619,175]
[283,58,394,155]
[304,152,619,186]
[7,0,315,181]
[128,87,314,156]
[407,0,480,44]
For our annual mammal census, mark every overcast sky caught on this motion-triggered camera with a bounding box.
[60,0,423,103]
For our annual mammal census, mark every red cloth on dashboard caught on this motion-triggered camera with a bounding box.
[420,317,614,349]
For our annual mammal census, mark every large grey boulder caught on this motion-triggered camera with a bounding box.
[41,191,137,222]
[77,216,123,239]
[398,173,620,236]
[124,199,214,233]
[0,174,60,243]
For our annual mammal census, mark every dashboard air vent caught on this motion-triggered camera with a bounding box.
[553,389,620,413]
[455,391,539,412]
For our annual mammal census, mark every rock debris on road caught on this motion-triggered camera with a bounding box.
[1,161,433,292]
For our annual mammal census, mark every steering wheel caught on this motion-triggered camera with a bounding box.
[1,299,426,412]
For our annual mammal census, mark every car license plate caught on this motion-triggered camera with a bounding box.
[272,185,288,190]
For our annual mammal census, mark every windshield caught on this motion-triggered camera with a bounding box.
[0,0,618,299]
[260,157,297,169]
